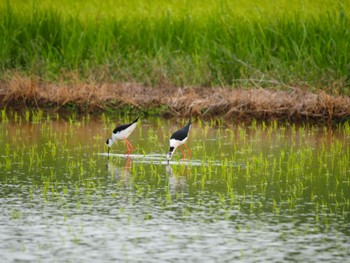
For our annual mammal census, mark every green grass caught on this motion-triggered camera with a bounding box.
[0,0,349,91]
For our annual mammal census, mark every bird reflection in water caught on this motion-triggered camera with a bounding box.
[166,164,190,194]
[107,157,132,187]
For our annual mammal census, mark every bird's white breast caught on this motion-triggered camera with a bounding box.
[170,137,187,148]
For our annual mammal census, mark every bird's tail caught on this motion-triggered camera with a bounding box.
[184,118,195,130]
[187,118,195,125]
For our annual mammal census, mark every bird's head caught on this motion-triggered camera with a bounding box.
[106,138,114,156]
[166,146,175,160]
[166,151,173,160]
[106,138,114,148]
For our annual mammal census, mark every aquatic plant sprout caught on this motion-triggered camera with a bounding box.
[0,111,349,262]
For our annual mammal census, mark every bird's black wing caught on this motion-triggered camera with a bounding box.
[113,117,139,134]
[170,121,191,141]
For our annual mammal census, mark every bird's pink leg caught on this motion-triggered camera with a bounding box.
[123,138,130,155]
[126,139,134,153]
[183,144,192,159]
[178,146,186,160]
[124,138,133,155]
[127,139,134,152]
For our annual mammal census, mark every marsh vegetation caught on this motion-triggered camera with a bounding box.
[0,0,349,90]
[0,111,349,261]
[0,0,349,122]
[1,1,350,260]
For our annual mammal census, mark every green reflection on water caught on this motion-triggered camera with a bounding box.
[0,115,350,261]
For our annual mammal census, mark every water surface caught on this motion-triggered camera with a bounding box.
[0,116,349,262]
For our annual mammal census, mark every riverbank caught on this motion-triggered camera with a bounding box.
[1,76,349,123]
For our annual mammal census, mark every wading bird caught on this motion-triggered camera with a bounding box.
[106,117,139,156]
[166,119,192,161]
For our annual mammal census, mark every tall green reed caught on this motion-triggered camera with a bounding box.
[0,0,349,90]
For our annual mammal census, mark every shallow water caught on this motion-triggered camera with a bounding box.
[0,116,349,262]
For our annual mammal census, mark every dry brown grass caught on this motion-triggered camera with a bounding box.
[1,75,350,122]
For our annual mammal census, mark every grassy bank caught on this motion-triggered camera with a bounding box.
[1,76,350,123]
[0,0,349,93]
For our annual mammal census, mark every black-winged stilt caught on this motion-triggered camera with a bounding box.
[106,117,139,156]
[166,119,192,161]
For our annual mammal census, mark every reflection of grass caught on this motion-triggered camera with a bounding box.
[0,0,349,90]
[11,209,21,220]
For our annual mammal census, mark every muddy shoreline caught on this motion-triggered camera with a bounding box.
[1,77,349,123]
